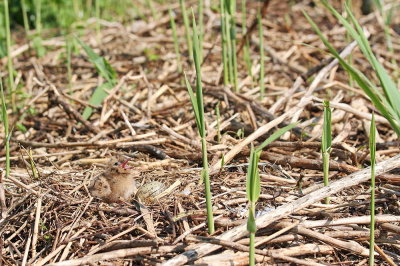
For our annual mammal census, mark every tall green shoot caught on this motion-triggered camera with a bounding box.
[169,8,182,74]
[246,123,298,266]
[21,0,30,34]
[322,100,332,204]
[179,0,193,60]
[246,145,261,266]
[321,101,332,204]
[185,13,214,234]
[258,9,265,99]
[241,0,252,79]
[220,0,238,90]
[369,112,376,265]
[33,0,45,57]
[4,0,15,111]
[1,80,10,178]
[198,0,204,62]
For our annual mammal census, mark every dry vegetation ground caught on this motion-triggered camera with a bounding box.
[1,0,400,265]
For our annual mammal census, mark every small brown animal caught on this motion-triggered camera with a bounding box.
[88,159,139,203]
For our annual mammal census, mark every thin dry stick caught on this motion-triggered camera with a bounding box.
[373,243,396,266]
[21,233,32,266]
[255,220,300,247]
[48,245,186,266]
[31,195,42,260]
[293,225,370,256]
[162,154,400,265]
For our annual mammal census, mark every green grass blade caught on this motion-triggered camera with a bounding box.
[1,80,10,178]
[76,37,117,85]
[369,112,376,265]
[184,73,201,131]
[322,100,332,153]
[246,146,261,202]
[256,122,298,152]
[304,11,400,137]
[192,11,205,137]
[81,83,112,120]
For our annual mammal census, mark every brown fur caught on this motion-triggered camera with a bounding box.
[88,159,139,203]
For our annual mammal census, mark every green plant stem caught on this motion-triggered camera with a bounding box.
[323,151,330,204]
[249,201,256,266]
[1,81,10,178]
[220,0,229,85]
[21,0,30,33]
[180,0,193,60]
[369,112,376,265]
[4,0,15,111]
[249,231,255,266]
[201,137,214,234]
[198,0,203,63]
[35,0,42,35]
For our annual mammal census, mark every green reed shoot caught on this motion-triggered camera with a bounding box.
[220,0,229,85]
[246,144,261,266]
[305,1,400,138]
[241,0,252,79]
[322,100,332,204]
[185,13,214,234]
[33,0,45,57]
[179,0,193,60]
[169,8,182,74]
[1,80,10,178]
[369,112,376,266]
[4,0,16,111]
[246,122,298,266]
[258,9,265,99]
[21,0,30,33]
[220,0,238,90]
[198,0,204,62]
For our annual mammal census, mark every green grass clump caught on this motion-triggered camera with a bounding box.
[220,0,238,91]
[304,0,400,138]
[185,13,214,234]
[322,100,332,204]
[369,112,376,266]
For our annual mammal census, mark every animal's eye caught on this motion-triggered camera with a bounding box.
[113,162,119,166]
